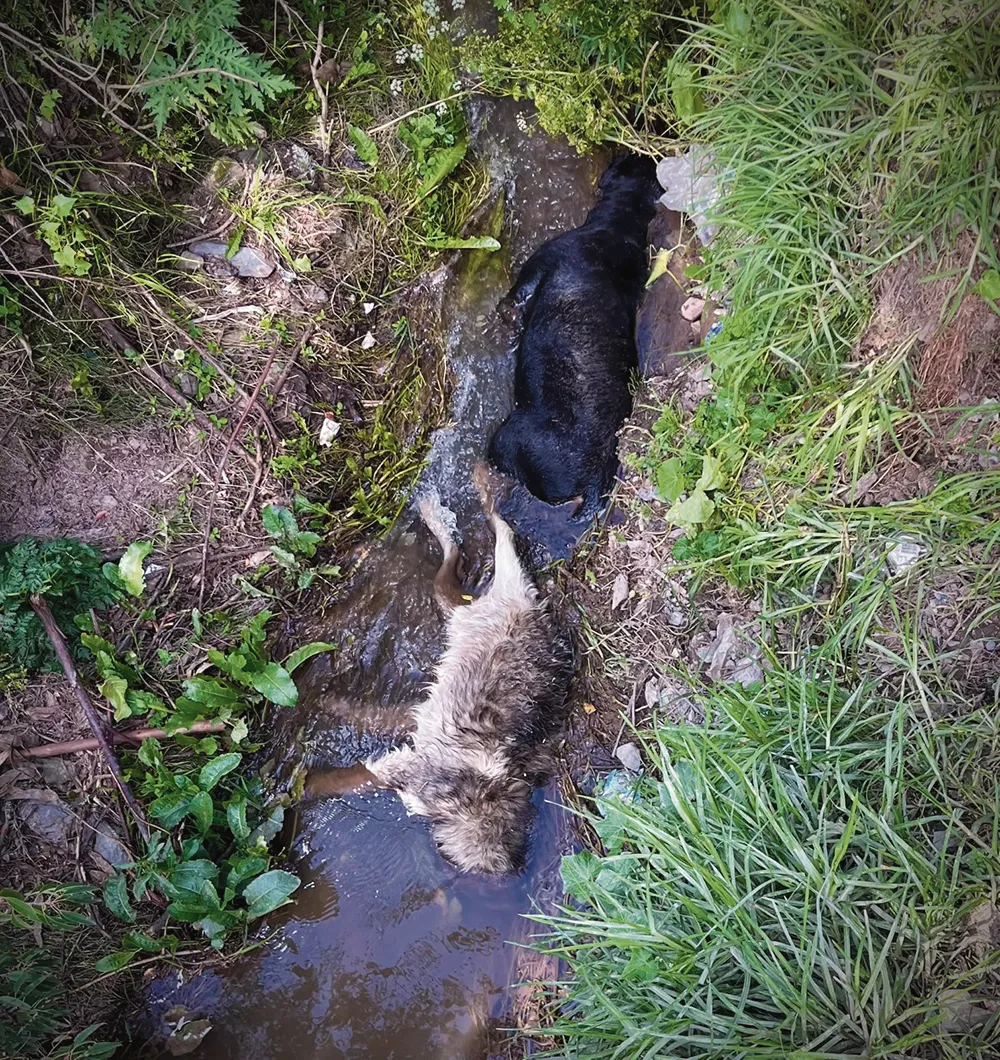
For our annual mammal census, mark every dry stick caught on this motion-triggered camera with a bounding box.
[310,20,331,167]
[196,324,316,605]
[29,595,150,842]
[18,721,228,760]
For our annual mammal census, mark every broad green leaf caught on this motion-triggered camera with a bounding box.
[975,268,1000,303]
[14,195,34,216]
[283,641,337,674]
[418,140,467,197]
[341,59,377,86]
[229,717,249,744]
[149,793,190,828]
[226,854,268,893]
[137,737,163,769]
[269,545,298,570]
[655,457,685,503]
[100,675,130,721]
[243,869,301,918]
[167,898,214,923]
[102,874,136,923]
[50,193,77,218]
[667,488,716,528]
[560,851,601,902]
[422,236,501,251]
[261,504,297,539]
[188,790,215,834]
[695,454,725,492]
[227,797,250,840]
[348,124,379,168]
[290,530,321,556]
[245,662,298,706]
[95,949,135,973]
[198,752,242,792]
[725,1,751,36]
[167,860,218,898]
[122,930,165,952]
[118,541,154,597]
[207,648,248,682]
[182,676,240,711]
[0,890,44,923]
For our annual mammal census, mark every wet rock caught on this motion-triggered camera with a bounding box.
[615,742,643,774]
[680,296,705,321]
[19,799,74,848]
[93,821,131,867]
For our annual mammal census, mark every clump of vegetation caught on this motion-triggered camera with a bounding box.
[541,667,1000,1057]
[0,539,117,673]
[1,885,118,1059]
[76,0,294,144]
[466,0,694,150]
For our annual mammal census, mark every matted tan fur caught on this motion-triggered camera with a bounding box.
[306,468,573,874]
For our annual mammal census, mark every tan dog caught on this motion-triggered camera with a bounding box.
[306,465,572,874]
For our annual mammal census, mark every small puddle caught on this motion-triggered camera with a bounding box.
[141,47,611,1060]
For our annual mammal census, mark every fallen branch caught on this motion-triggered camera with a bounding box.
[29,594,150,841]
[18,720,227,760]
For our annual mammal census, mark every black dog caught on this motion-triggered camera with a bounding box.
[488,153,660,522]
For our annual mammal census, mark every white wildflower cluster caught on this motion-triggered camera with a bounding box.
[516,112,530,133]
[452,79,462,91]
[396,43,424,64]
[422,0,440,15]
[427,22,438,38]
[436,100,448,116]
[452,0,465,9]
[390,77,403,96]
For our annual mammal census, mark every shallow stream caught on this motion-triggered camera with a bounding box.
[141,74,613,1060]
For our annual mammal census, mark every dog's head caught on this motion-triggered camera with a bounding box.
[597,153,661,209]
[402,767,535,875]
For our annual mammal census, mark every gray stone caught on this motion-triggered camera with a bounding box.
[39,757,73,791]
[20,800,74,847]
[299,283,329,306]
[615,742,643,774]
[189,241,229,259]
[178,251,204,271]
[93,821,131,867]
[206,157,245,190]
[229,247,275,278]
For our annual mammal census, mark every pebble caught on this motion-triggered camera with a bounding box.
[611,572,629,610]
[680,296,705,321]
[19,800,74,848]
[299,283,329,306]
[188,241,275,279]
[93,820,131,866]
[615,742,643,774]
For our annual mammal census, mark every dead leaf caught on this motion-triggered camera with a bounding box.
[0,166,28,194]
[701,613,740,682]
[166,1019,213,1056]
[582,702,597,715]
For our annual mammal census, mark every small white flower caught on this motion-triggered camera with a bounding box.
[452,0,465,9]
[410,43,424,60]
[427,23,437,38]
[440,20,450,30]
[422,0,440,15]
[452,79,462,91]
[436,100,448,115]
[390,77,403,95]
[516,112,529,132]
[394,47,408,64]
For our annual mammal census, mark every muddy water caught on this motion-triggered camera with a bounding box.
[143,87,609,1060]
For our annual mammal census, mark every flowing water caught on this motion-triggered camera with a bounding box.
[140,74,614,1060]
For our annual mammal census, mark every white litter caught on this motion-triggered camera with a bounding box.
[361,330,376,350]
[318,414,341,447]
[656,146,725,246]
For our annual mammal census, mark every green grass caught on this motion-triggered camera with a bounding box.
[537,667,1000,1058]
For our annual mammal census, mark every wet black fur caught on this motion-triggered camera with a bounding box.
[488,154,661,520]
